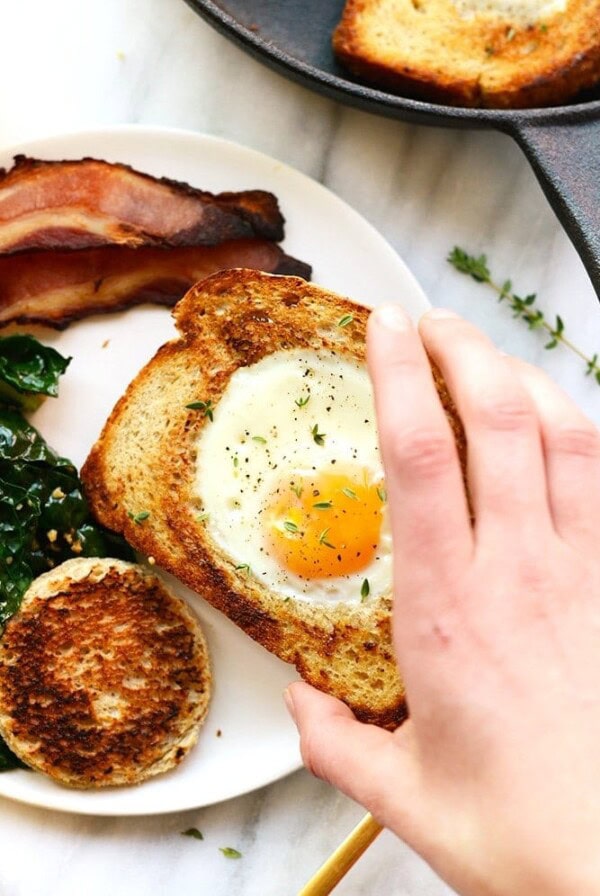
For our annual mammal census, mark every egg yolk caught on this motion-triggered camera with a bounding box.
[265,469,384,579]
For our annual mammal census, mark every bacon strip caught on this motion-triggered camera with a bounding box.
[0,241,311,328]
[0,156,285,254]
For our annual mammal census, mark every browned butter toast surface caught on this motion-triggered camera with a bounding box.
[82,270,465,729]
[0,558,211,788]
[333,0,600,107]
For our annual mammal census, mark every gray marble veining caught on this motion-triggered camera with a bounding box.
[0,0,598,894]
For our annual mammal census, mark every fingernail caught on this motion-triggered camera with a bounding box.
[284,687,297,725]
[371,304,411,331]
[423,307,460,320]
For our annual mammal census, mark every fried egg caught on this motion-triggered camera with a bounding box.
[195,348,391,604]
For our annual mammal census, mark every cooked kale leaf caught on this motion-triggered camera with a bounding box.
[0,407,134,630]
[0,335,71,411]
[0,342,133,771]
[0,738,27,772]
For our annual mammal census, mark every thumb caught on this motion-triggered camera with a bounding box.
[285,681,425,839]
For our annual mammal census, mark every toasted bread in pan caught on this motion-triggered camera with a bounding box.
[333,0,600,108]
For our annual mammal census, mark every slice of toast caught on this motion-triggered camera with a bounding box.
[82,270,465,730]
[333,0,600,108]
[0,558,211,788]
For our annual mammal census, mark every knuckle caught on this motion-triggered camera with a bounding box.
[474,394,534,432]
[389,428,455,477]
[547,424,600,460]
[517,555,548,595]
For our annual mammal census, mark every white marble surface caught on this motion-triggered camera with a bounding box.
[0,1,599,894]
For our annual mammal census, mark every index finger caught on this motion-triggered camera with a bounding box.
[367,305,473,582]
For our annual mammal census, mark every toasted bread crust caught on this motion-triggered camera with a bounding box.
[82,271,465,729]
[333,0,600,108]
[0,558,211,788]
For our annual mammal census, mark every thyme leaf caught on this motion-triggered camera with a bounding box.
[128,510,150,524]
[181,828,204,840]
[220,847,242,859]
[311,424,325,446]
[186,399,214,420]
[318,527,335,549]
[448,247,600,386]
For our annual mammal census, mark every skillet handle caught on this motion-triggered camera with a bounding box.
[508,117,600,300]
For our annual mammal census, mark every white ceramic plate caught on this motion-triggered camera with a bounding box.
[0,126,429,816]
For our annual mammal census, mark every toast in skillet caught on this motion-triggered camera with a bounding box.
[333,0,600,108]
[81,270,466,730]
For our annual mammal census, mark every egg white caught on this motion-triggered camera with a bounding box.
[194,349,391,605]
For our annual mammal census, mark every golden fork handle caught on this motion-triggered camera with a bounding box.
[298,813,383,896]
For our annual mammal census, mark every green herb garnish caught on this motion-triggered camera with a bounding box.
[0,408,133,636]
[337,314,354,328]
[186,399,214,420]
[219,847,242,859]
[181,828,204,840]
[295,394,310,408]
[313,501,332,509]
[448,247,600,384]
[311,424,325,446]
[361,579,370,601]
[128,510,150,524]
[290,484,303,498]
[252,436,267,444]
[342,487,357,501]
[197,512,209,523]
[234,563,251,575]
[284,520,299,533]
[377,486,387,503]
[0,354,133,771]
[318,527,335,549]
[0,738,27,772]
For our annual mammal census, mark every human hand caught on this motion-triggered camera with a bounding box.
[286,307,600,896]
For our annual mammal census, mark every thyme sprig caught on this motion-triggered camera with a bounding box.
[448,247,600,385]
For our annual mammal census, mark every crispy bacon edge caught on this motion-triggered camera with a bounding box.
[0,156,286,254]
[0,241,312,329]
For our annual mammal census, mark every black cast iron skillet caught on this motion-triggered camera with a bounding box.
[184,0,600,301]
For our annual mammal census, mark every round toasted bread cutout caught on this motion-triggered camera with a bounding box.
[0,558,211,789]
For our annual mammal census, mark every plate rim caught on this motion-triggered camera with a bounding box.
[0,124,428,816]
